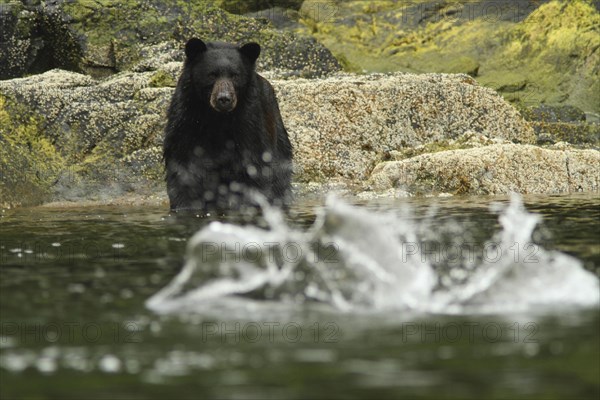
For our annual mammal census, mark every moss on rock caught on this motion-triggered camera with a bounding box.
[480,0,600,113]
[299,0,600,113]
[1,1,340,78]
[59,0,340,77]
[0,94,65,207]
[149,70,176,88]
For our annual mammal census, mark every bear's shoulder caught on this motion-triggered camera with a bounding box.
[256,74,277,99]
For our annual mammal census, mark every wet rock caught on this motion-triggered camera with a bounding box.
[533,122,600,148]
[522,105,587,123]
[369,144,600,195]
[0,0,340,79]
[217,0,304,15]
[520,104,599,148]
[0,1,83,80]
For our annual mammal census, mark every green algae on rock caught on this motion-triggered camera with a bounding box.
[0,69,166,203]
[148,70,177,88]
[0,94,65,208]
[479,0,600,113]
[299,0,600,114]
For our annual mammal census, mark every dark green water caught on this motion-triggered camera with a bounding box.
[1,194,598,400]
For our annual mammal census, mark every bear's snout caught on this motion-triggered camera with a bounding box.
[210,79,237,113]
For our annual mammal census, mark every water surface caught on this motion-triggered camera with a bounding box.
[1,193,598,399]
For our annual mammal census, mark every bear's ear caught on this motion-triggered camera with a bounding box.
[240,42,261,63]
[185,38,207,60]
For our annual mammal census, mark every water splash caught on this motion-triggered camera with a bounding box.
[431,194,600,313]
[146,194,599,315]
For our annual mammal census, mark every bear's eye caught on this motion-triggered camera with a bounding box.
[231,73,239,79]
[208,72,218,79]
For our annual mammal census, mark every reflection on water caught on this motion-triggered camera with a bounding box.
[1,193,599,399]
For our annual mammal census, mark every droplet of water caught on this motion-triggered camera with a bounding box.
[99,354,122,373]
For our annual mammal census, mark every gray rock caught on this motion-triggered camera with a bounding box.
[0,2,82,79]
[273,72,535,184]
[369,144,600,195]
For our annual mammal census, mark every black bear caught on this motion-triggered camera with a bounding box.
[163,38,293,212]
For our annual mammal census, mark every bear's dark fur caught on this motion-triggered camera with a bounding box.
[163,38,293,212]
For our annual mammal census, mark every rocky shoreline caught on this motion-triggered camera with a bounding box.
[1,67,598,208]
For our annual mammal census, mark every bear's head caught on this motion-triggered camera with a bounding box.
[184,38,261,113]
